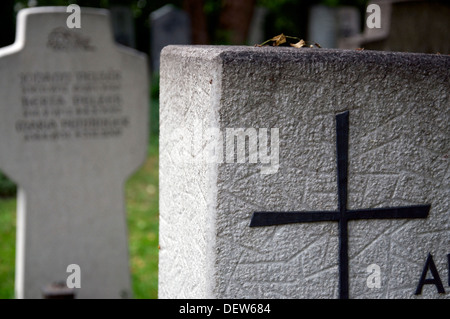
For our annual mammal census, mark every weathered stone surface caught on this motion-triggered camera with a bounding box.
[159,45,449,298]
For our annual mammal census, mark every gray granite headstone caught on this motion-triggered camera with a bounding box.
[337,6,360,39]
[150,4,191,72]
[247,6,268,46]
[308,5,338,48]
[110,6,135,48]
[339,0,450,53]
[0,7,148,299]
[309,5,361,49]
[159,45,449,299]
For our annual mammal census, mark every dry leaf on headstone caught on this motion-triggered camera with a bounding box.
[271,34,286,46]
[256,34,322,49]
[290,39,306,48]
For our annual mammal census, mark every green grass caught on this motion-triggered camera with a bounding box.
[0,134,159,299]
[0,199,16,299]
[126,134,159,299]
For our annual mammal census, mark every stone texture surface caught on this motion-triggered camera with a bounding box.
[0,7,148,298]
[159,45,449,298]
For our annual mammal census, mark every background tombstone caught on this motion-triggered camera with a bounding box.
[110,6,136,48]
[150,4,191,72]
[336,6,360,40]
[159,46,449,298]
[308,4,361,49]
[0,7,148,299]
[339,0,450,54]
[247,6,269,46]
[308,5,338,48]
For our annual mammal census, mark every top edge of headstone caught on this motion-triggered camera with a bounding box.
[7,7,110,53]
[0,6,147,59]
[161,45,450,67]
[17,6,110,18]
[150,4,181,20]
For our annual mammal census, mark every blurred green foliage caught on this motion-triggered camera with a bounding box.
[258,0,314,41]
[0,174,16,198]
[258,0,368,40]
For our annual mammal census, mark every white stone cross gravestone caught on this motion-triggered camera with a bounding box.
[0,7,148,298]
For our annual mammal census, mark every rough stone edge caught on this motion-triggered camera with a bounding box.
[159,45,225,298]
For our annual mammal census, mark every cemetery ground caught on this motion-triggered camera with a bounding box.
[0,96,160,300]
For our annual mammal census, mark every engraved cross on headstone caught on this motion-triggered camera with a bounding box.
[250,110,430,299]
[0,8,148,298]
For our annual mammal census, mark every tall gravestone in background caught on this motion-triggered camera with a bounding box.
[339,0,450,53]
[150,4,191,72]
[308,5,361,49]
[110,6,135,48]
[0,7,149,298]
[159,46,449,298]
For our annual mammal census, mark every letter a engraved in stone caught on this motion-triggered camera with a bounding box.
[415,253,445,295]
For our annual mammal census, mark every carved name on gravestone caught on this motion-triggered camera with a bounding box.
[159,46,449,299]
[0,7,148,298]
